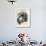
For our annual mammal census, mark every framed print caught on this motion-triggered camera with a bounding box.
[16,8,31,28]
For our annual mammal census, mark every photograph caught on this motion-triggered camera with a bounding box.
[16,8,31,28]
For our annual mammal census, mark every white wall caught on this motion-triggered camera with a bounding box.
[0,0,46,41]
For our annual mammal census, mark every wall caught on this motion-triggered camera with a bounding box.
[0,0,46,41]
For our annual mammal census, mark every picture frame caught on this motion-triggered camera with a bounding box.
[16,8,31,28]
